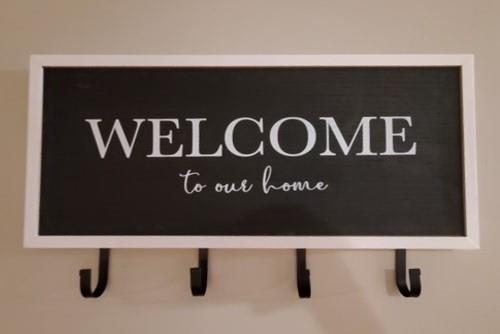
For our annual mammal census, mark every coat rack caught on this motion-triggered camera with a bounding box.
[78,248,421,298]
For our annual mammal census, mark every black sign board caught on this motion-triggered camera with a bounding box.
[24,55,479,249]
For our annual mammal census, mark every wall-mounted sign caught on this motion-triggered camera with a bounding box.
[24,55,479,249]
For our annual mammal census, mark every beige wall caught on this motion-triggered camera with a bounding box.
[1,1,499,333]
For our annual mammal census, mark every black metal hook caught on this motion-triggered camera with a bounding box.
[190,248,208,296]
[395,249,421,297]
[296,249,311,298]
[79,248,110,298]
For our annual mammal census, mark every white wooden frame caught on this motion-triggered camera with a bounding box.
[24,55,479,249]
